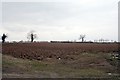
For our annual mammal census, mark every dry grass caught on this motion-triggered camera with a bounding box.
[2,53,119,78]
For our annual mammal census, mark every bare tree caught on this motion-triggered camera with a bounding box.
[79,34,85,42]
[27,31,37,42]
[1,34,7,43]
[99,38,104,42]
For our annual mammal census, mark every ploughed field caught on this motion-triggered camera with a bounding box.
[2,42,119,78]
[2,42,118,60]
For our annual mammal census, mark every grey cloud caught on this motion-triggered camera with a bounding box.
[1,0,118,41]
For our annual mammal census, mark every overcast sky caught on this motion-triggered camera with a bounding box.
[0,0,119,42]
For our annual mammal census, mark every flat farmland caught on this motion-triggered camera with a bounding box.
[2,42,118,60]
[2,42,120,78]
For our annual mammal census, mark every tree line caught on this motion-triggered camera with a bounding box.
[1,32,117,43]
